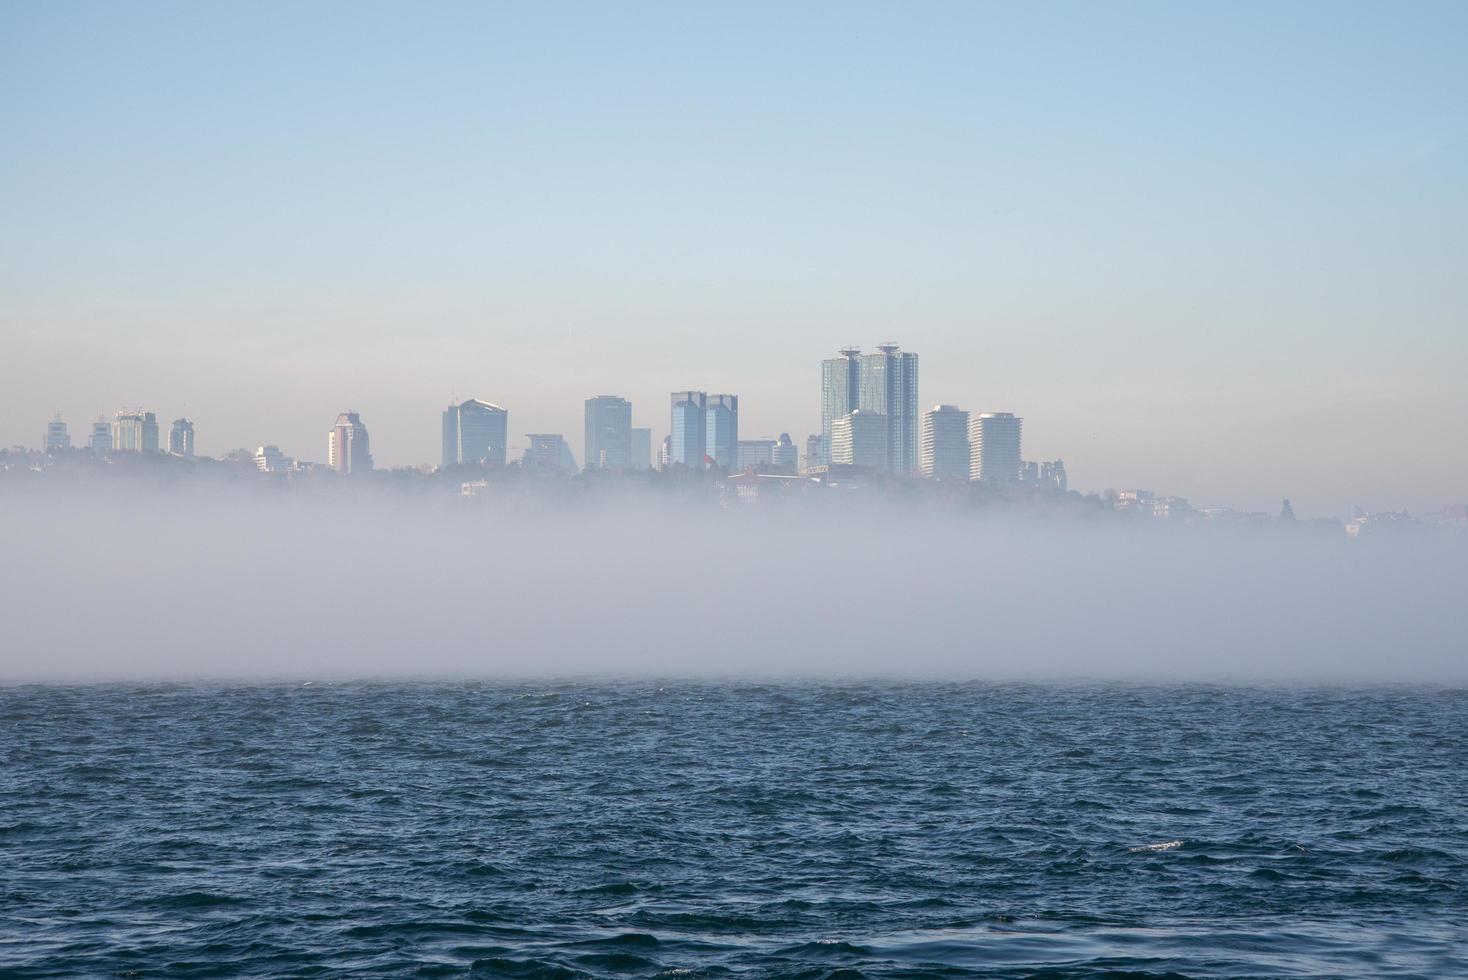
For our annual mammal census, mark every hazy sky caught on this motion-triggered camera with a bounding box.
[2,1,1464,516]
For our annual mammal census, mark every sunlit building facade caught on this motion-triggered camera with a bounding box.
[920,405,970,480]
[328,411,373,474]
[830,410,888,470]
[970,412,1022,482]
[112,410,160,453]
[254,445,293,473]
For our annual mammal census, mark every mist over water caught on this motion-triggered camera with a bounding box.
[5,484,1464,684]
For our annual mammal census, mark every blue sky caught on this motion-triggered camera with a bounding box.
[2,1,1464,513]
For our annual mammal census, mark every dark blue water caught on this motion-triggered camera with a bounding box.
[2,684,1465,978]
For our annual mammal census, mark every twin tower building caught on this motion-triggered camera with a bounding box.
[821,345,1032,483]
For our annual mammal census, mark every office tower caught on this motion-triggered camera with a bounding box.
[802,434,824,474]
[920,405,970,480]
[830,410,888,469]
[442,398,508,467]
[1040,460,1067,492]
[630,428,652,470]
[522,434,578,474]
[112,410,160,453]
[328,411,373,474]
[88,418,111,454]
[44,415,70,452]
[737,439,776,470]
[705,394,739,470]
[669,391,707,467]
[859,344,919,473]
[772,433,798,473]
[970,412,1022,482]
[254,445,294,473]
[820,348,862,464]
[584,395,633,471]
[168,418,195,457]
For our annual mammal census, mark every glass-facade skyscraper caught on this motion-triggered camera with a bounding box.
[859,345,920,474]
[820,348,862,465]
[168,418,195,457]
[704,394,738,470]
[442,399,508,467]
[584,395,633,471]
[669,391,707,467]
[821,345,918,471]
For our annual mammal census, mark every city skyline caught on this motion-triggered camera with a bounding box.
[3,3,1465,516]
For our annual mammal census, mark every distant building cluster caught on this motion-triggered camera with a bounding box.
[27,341,1068,498]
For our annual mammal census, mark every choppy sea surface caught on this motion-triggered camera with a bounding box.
[2,683,1465,979]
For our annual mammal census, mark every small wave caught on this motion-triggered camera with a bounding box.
[1127,839,1184,853]
[154,891,242,909]
[468,956,587,978]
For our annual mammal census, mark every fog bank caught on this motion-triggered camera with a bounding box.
[3,486,1464,684]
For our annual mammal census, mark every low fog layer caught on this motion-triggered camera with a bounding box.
[3,485,1464,684]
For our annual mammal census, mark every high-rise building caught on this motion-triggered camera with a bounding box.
[522,433,578,473]
[669,391,707,467]
[820,348,862,464]
[168,418,195,457]
[584,395,633,471]
[830,410,888,470]
[630,427,652,470]
[659,435,671,469]
[772,433,798,473]
[736,434,798,473]
[44,415,70,453]
[442,399,508,467]
[970,412,1022,482]
[859,344,919,474]
[112,410,160,453]
[254,445,293,473]
[705,394,739,470]
[802,434,824,474]
[820,345,919,471]
[920,405,970,480]
[328,411,373,474]
[737,439,776,470]
[88,419,111,454]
